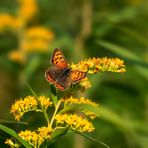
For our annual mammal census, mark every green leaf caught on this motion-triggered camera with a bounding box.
[47,127,68,145]
[24,56,41,81]
[0,120,28,125]
[75,131,110,148]
[0,124,32,148]
[118,26,148,47]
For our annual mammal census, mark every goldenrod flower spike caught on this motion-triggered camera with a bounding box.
[71,57,126,74]
[64,96,98,107]
[55,114,95,132]
[10,96,52,121]
[18,126,53,147]
[79,77,92,89]
[63,96,98,119]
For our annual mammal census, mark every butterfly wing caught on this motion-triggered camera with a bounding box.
[55,72,72,91]
[50,48,68,69]
[45,66,63,84]
[70,70,87,83]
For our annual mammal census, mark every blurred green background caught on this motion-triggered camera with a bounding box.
[0,0,148,147]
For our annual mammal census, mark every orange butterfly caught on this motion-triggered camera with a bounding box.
[45,48,86,91]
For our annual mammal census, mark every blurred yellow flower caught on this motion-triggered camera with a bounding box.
[5,139,20,148]
[25,27,54,41]
[55,114,95,132]
[8,50,26,63]
[18,0,37,21]
[0,14,21,32]
[22,27,54,52]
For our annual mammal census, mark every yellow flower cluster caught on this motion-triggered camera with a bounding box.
[79,77,92,89]
[64,96,98,107]
[39,96,53,110]
[18,0,37,21]
[0,14,21,32]
[22,27,54,52]
[64,96,98,119]
[5,126,53,148]
[10,96,52,121]
[55,114,95,132]
[5,139,20,147]
[71,57,126,74]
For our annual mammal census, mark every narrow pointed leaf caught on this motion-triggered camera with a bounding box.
[75,131,110,148]
[0,124,32,148]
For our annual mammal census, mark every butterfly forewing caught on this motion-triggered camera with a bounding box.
[50,48,68,69]
[45,66,63,84]
[70,70,87,83]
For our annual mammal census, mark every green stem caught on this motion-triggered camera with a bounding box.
[26,83,49,125]
[50,100,62,126]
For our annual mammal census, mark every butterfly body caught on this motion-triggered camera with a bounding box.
[45,48,86,91]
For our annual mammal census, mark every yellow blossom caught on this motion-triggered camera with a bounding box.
[71,57,126,74]
[64,96,98,107]
[55,114,95,132]
[10,96,52,121]
[5,139,20,148]
[38,126,53,139]
[79,77,91,89]
[38,96,53,110]
[18,0,37,21]
[0,14,21,32]
[18,126,53,147]
[10,96,37,121]
[82,110,97,119]
[63,96,98,119]
[8,50,26,63]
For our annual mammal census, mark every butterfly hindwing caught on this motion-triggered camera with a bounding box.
[55,73,72,91]
[50,48,68,69]
[45,66,63,84]
[70,70,87,83]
